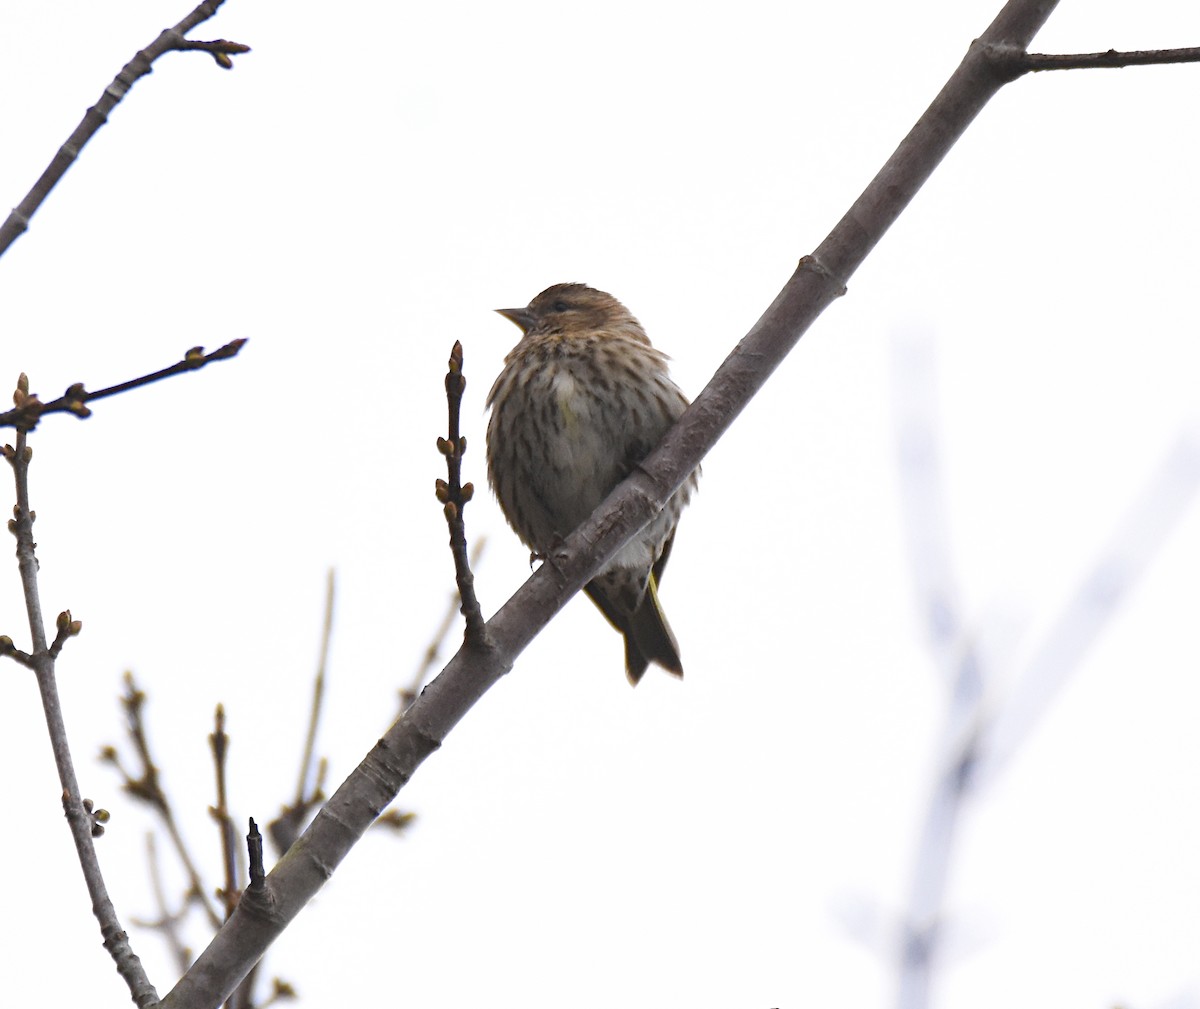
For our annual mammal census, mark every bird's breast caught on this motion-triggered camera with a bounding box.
[549,369,582,433]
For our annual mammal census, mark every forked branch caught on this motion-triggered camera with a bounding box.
[0,0,250,260]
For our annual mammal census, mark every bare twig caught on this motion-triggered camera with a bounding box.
[295,573,333,804]
[175,38,252,69]
[399,537,486,713]
[0,0,251,259]
[47,608,83,658]
[102,674,224,931]
[132,834,194,976]
[0,340,247,433]
[247,819,265,890]
[210,708,264,1009]
[5,430,159,1008]
[268,572,335,855]
[209,705,240,921]
[0,631,33,666]
[435,341,489,651]
[1021,46,1200,72]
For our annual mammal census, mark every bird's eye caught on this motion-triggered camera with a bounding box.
[551,300,570,313]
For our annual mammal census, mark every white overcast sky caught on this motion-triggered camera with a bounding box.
[3,2,1200,1007]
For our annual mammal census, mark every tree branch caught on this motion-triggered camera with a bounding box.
[268,572,335,856]
[435,341,489,652]
[0,340,247,432]
[0,0,250,260]
[5,430,160,1007]
[102,673,225,932]
[1021,46,1200,72]
[160,3,1074,1006]
[399,537,486,714]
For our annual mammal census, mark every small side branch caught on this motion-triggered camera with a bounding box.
[1024,46,1200,71]
[209,705,241,922]
[435,342,489,652]
[399,537,486,713]
[48,609,83,658]
[101,673,224,931]
[998,45,1200,74]
[6,431,159,1007]
[268,573,334,855]
[0,340,247,432]
[0,0,251,259]
[246,819,265,890]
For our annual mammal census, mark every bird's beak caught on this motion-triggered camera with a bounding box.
[495,306,536,333]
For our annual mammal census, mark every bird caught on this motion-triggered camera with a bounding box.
[486,283,697,685]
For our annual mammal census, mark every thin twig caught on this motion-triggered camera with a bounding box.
[247,819,265,890]
[267,573,335,855]
[0,0,250,259]
[102,674,224,930]
[210,707,261,1009]
[0,631,33,666]
[0,340,247,433]
[47,608,83,658]
[209,705,240,922]
[435,342,489,651]
[1021,46,1200,72]
[6,429,160,1008]
[295,571,334,805]
[399,537,486,713]
[132,833,194,976]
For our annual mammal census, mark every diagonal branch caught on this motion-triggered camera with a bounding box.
[0,340,247,432]
[160,2,1073,1006]
[0,0,250,261]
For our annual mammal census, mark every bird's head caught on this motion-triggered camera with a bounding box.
[496,283,645,341]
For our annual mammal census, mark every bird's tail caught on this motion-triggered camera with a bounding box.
[625,574,683,684]
[585,572,682,685]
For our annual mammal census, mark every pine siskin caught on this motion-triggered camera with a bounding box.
[486,283,697,685]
